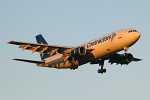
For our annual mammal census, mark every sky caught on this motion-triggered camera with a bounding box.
[0,0,150,100]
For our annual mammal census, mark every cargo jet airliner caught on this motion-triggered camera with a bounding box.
[8,29,141,74]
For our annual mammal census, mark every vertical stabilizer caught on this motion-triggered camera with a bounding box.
[36,34,50,60]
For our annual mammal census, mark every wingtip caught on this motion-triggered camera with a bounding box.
[8,41,11,44]
[12,58,17,60]
[139,59,143,61]
[133,58,142,61]
[8,41,15,44]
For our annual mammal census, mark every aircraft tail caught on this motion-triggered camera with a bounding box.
[36,34,50,60]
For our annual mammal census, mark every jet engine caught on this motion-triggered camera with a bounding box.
[120,53,133,64]
[108,53,134,65]
[71,47,86,57]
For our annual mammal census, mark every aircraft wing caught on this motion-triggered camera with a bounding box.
[90,53,142,65]
[105,53,142,63]
[8,41,74,55]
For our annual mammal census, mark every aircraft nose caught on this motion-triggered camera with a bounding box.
[135,32,141,39]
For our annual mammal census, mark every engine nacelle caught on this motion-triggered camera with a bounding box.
[120,53,133,64]
[108,53,134,65]
[71,47,86,57]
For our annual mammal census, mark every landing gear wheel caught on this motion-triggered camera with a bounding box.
[103,69,106,73]
[97,69,106,74]
[98,69,101,73]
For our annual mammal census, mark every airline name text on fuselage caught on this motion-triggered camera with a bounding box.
[83,33,116,48]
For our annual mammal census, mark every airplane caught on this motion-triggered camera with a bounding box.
[8,29,142,74]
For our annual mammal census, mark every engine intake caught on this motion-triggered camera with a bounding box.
[125,53,133,62]
[119,53,133,64]
[71,47,86,57]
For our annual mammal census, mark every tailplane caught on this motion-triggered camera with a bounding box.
[13,58,45,64]
[13,58,45,66]
[36,34,50,60]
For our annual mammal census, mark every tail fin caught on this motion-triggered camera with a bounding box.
[36,34,50,60]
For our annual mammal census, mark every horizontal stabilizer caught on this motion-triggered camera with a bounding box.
[13,58,45,64]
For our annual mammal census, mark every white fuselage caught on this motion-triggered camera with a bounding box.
[43,29,140,69]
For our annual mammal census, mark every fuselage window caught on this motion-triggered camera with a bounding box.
[128,30,132,33]
[128,30,137,33]
[133,30,137,32]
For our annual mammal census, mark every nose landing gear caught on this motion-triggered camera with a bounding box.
[124,46,129,53]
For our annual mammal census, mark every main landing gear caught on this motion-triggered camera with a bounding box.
[98,68,106,74]
[70,57,78,70]
[97,60,106,74]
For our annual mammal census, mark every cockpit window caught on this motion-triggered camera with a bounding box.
[128,30,138,33]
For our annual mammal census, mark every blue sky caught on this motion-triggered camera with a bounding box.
[1,0,150,100]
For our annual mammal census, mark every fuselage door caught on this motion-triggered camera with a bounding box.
[118,32,123,40]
